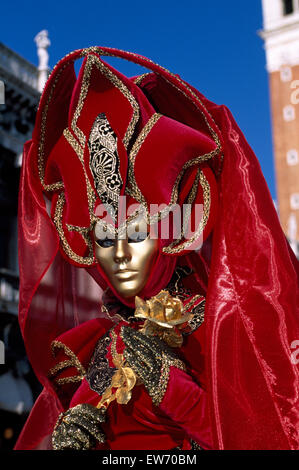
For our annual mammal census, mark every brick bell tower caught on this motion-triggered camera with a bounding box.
[261,0,299,255]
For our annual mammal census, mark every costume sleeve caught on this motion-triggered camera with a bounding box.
[48,318,113,410]
[159,366,213,449]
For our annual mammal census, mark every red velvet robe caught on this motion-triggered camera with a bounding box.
[47,313,212,450]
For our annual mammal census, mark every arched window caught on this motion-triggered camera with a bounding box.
[283,0,294,15]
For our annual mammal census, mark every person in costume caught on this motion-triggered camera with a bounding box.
[15,47,299,450]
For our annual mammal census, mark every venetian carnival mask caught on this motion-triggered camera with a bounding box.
[94,217,159,299]
[32,47,221,303]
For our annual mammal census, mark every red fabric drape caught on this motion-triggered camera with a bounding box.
[15,47,299,450]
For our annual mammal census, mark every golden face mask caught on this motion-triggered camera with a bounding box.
[94,219,159,300]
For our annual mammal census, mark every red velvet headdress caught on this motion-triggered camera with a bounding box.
[17,47,299,450]
[34,49,220,268]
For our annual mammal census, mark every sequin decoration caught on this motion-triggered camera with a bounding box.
[49,340,86,387]
[52,403,106,450]
[88,113,123,214]
[184,299,205,335]
[121,326,186,407]
[86,333,116,396]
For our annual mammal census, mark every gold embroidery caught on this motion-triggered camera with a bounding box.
[185,299,205,335]
[59,54,142,261]
[134,290,192,348]
[134,73,151,85]
[71,54,140,151]
[51,340,86,376]
[55,376,84,386]
[126,113,162,204]
[162,170,210,253]
[120,326,186,407]
[186,167,201,207]
[100,303,129,323]
[110,330,118,362]
[53,193,95,265]
[49,46,222,169]
[63,126,97,226]
[182,294,202,313]
[93,209,147,241]
[63,128,84,161]
[38,66,67,192]
[88,113,123,212]
[49,340,86,386]
[151,353,186,407]
[52,403,106,450]
[164,268,206,335]
[66,224,94,253]
[86,333,116,397]
[146,164,201,228]
[39,47,220,258]
[66,224,91,235]
[48,359,76,378]
[93,167,210,255]
[87,47,222,162]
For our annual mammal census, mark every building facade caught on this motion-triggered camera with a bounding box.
[0,34,101,449]
[261,0,299,255]
[0,39,44,450]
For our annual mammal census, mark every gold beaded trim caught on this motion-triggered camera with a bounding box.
[53,193,95,265]
[44,46,222,179]
[48,359,76,377]
[47,53,142,264]
[63,128,84,161]
[110,330,118,362]
[58,129,96,264]
[88,47,222,160]
[38,65,67,192]
[126,113,162,204]
[162,170,210,254]
[149,353,186,407]
[52,403,106,450]
[49,340,86,386]
[55,376,84,386]
[182,294,203,313]
[186,167,201,207]
[63,128,96,217]
[51,340,86,375]
[185,298,205,335]
[39,46,222,190]
[93,167,210,254]
[70,54,140,151]
[38,47,220,258]
[63,126,96,213]
[134,73,151,85]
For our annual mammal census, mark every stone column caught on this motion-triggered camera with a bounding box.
[34,30,51,93]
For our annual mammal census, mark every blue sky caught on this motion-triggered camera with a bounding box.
[1,0,276,197]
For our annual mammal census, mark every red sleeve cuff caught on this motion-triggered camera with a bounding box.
[159,366,213,449]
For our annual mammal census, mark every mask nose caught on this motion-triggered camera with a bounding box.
[114,239,131,264]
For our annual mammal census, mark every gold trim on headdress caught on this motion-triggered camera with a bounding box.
[38,48,220,263]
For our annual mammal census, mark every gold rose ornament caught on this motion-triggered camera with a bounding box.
[134,290,192,347]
